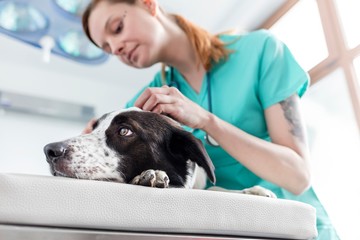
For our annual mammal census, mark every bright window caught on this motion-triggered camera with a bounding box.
[354,57,360,85]
[270,0,328,71]
[334,0,360,49]
[302,68,360,240]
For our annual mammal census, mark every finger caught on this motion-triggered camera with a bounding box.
[82,128,91,134]
[82,118,97,134]
[153,103,182,120]
[134,87,170,109]
[82,126,92,134]
[142,94,176,111]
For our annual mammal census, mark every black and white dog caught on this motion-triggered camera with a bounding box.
[44,107,275,197]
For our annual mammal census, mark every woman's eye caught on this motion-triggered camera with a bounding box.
[114,21,123,34]
[118,128,133,136]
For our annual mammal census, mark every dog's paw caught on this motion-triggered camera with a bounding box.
[130,169,170,188]
[240,185,277,198]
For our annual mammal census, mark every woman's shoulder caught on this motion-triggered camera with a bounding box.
[244,29,276,39]
[219,29,278,48]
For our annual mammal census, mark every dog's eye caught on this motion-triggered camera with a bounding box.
[118,128,133,136]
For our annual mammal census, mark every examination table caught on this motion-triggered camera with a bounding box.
[0,173,317,240]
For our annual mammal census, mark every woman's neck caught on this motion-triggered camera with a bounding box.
[158,14,206,92]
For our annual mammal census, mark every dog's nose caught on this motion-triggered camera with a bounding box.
[44,142,68,163]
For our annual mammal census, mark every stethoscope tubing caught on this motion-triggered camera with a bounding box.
[167,67,219,147]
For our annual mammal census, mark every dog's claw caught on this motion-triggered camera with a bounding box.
[240,186,277,198]
[131,169,170,188]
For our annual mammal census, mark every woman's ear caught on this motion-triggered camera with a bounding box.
[142,0,158,16]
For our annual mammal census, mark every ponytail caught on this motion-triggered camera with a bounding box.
[173,14,231,71]
[161,14,232,83]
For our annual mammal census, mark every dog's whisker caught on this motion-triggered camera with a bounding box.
[119,172,126,182]
[96,161,108,170]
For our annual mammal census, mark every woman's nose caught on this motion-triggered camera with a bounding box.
[112,46,123,55]
[108,39,124,56]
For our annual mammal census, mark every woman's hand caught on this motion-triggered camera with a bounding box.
[82,118,97,134]
[134,86,210,129]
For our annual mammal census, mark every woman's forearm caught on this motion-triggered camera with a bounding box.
[202,113,311,195]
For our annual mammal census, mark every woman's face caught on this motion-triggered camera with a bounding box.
[88,1,164,68]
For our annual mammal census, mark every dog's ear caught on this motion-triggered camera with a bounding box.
[167,129,216,183]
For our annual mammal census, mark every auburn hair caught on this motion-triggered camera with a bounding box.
[82,0,232,76]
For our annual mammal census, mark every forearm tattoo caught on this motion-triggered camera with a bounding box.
[279,95,305,142]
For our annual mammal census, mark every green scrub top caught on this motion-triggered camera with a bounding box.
[126,30,339,239]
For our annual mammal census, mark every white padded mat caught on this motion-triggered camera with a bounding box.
[0,173,317,239]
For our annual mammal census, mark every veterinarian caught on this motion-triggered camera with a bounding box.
[82,0,339,238]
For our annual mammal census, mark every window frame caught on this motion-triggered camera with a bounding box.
[260,0,360,132]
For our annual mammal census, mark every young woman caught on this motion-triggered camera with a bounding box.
[82,0,339,238]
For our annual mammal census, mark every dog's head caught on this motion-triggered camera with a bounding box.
[44,107,215,186]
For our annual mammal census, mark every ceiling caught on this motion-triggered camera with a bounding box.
[0,0,286,89]
[158,0,286,33]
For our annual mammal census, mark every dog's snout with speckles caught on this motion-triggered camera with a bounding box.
[44,117,125,182]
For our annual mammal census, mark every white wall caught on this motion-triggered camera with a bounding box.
[0,34,158,175]
[0,34,159,114]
